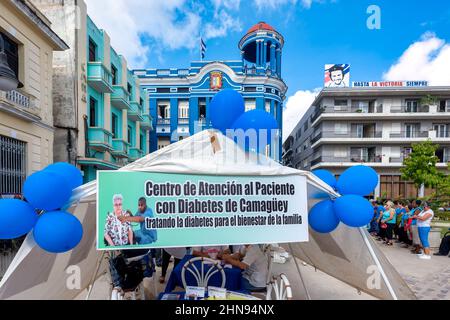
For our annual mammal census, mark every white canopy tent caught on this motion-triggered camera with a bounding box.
[0,130,416,300]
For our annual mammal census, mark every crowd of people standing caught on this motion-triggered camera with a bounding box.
[369,199,435,260]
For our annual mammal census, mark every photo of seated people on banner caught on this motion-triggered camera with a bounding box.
[104,195,157,247]
[324,64,350,88]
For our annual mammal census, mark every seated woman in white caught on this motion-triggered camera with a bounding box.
[222,244,268,291]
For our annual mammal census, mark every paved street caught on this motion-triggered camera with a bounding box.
[81,237,450,300]
[375,240,450,300]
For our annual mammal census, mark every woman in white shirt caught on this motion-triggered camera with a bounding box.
[223,244,268,291]
[412,202,434,260]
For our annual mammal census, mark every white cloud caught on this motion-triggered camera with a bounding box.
[301,0,313,8]
[204,10,242,39]
[85,0,241,69]
[212,0,241,11]
[253,0,321,10]
[383,32,450,86]
[253,0,297,10]
[283,88,321,141]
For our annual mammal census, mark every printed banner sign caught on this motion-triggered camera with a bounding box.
[97,171,308,250]
[324,64,350,87]
[352,81,428,88]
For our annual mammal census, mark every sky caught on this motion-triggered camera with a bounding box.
[85,0,450,139]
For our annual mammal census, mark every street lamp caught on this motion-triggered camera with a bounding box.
[0,34,23,91]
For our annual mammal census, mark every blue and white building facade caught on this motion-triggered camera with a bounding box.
[134,22,287,161]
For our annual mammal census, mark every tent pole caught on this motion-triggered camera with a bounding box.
[358,228,398,300]
[85,251,105,300]
[288,243,311,300]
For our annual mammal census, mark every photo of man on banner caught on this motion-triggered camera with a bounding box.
[119,197,157,245]
[324,64,350,88]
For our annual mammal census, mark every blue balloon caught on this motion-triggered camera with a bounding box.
[333,195,373,228]
[23,171,72,211]
[230,109,279,152]
[308,200,340,233]
[210,89,245,133]
[45,162,83,191]
[336,165,379,196]
[312,170,337,189]
[0,199,38,239]
[33,211,83,253]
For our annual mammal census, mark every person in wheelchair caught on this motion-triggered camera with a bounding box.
[104,195,133,247]
[109,247,156,299]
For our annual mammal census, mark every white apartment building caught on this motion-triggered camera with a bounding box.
[283,86,450,199]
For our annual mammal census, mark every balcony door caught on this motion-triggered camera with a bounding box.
[158,103,170,119]
[405,124,418,138]
[111,113,118,138]
[178,100,189,119]
[434,124,447,138]
[357,101,369,113]
[405,100,418,112]
[355,124,364,138]
[88,38,97,62]
[198,99,206,121]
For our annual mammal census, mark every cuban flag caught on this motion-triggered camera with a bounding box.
[200,38,206,60]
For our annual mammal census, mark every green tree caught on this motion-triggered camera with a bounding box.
[434,163,450,204]
[400,139,442,197]
[419,94,438,106]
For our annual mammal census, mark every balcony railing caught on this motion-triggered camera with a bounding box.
[87,62,113,93]
[178,69,189,76]
[111,85,130,110]
[310,111,322,123]
[311,133,322,144]
[178,117,189,125]
[349,155,382,163]
[320,130,383,139]
[140,114,152,130]
[391,154,449,164]
[321,105,383,114]
[157,118,170,125]
[128,101,143,121]
[349,106,383,113]
[432,131,450,138]
[389,131,429,138]
[111,139,129,158]
[390,105,429,113]
[282,148,293,159]
[311,155,382,165]
[0,90,36,110]
[88,127,112,151]
[243,66,280,78]
[156,69,170,76]
[310,157,322,166]
[129,147,144,160]
[195,118,212,129]
[389,157,403,163]
[115,158,129,166]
